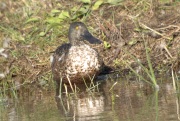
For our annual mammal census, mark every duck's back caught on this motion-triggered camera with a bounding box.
[51,44,103,83]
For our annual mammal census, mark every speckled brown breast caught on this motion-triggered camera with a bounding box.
[52,44,103,83]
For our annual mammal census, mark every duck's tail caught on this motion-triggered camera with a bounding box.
[99,65,116,75]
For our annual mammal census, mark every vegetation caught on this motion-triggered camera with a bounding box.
[0,0,179,94]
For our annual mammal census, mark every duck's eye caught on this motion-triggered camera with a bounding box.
[75,26,79,30]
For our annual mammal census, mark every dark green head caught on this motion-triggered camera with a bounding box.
[68,22,102,45]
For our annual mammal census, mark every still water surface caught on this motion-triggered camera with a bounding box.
[0,77,180,121]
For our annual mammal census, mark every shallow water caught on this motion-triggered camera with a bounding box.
[0,77,180,121]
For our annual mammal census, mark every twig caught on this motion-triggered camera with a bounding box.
[140,23,172,40]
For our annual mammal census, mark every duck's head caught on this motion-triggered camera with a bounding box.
[68,22,102,45]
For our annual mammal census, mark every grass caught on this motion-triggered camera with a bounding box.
[57,74,101,98]
[144,36,158,87]
[123,35,159,89]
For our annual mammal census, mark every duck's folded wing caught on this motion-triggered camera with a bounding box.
[51,43,71,72]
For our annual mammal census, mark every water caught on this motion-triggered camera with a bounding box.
[0,77,180,121]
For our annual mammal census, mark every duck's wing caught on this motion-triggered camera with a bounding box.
[51,43,71,79]
[52,43,71,66]
[54,43,71,59]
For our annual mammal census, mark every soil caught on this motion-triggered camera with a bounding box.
[94,2,180,74]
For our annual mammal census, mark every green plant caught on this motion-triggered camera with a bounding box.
[38,0,123,37]
[124,36,159,89]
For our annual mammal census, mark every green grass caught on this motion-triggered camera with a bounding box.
[123,36,159,89]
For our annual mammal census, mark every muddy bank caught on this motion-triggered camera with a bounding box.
[0,1,179,85]
[96,2,180,73]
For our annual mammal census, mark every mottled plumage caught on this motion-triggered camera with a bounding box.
[51,22,103,94]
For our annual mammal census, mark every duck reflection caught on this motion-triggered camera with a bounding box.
[55,83,105,121]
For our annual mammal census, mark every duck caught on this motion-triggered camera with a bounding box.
[51,22,104,94]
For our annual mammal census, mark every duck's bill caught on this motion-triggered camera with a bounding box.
[82,31,102,44]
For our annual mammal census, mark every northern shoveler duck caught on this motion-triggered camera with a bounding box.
[51,22,104,94]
